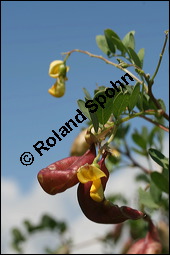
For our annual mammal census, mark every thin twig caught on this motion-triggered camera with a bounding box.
[63,49,148,91]
[147,30,169,121]
[147,86,169,121]
[138,114,169,132]
[150,30,169,82]
[123,141,151,174]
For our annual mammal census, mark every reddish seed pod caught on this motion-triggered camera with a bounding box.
[126,220,162,254]
[37,144,96,195]
[77,156,144,224]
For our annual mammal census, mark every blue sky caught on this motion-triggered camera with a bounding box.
[2,1,169,193]
[1,1,169,254]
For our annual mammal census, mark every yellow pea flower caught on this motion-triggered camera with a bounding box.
[48,79,65,98]
[49,60,69,79]
[77,164,106,202]
[111,148,120,158]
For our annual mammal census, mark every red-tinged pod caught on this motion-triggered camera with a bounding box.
[120,206,144,220]
[37,144,96,195]
[126,220,162,254]
[77,157,144,224]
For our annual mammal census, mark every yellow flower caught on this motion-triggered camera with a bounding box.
[49,60,69,79]
[77,164,106,202]
[48,79,65,98]
[111,148,120,158]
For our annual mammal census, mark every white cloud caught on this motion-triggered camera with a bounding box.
[2,139,169,254]
[0,168,144,254]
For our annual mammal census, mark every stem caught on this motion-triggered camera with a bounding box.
[93,150,101,164]
[138,114,169,132]
[150,30,169,83]
[119,111,169,132]
[146,31,169,121]
[123,141,151,174]
[63,49,148,91]
[147,86,169,121]
[106,124,119,145]
[119,111,156,123]
[63,53,70,63]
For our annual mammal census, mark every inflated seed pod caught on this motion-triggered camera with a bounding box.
[70,128,90,156]
[37,144,96,195]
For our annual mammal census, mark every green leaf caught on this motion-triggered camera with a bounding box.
[151,172,169,194]
[136,93,157,111]
[94,85,106,94]
[148,148,169,169]
[122,85,133,94]
[12,228,26,243]
[136,93,143,111]
[89,111,99,133]
[104,29,127,55]
[148,126,159,147]
[107,154,121,165]
[158,98,166,112]
[138,48,145,68]
[96,35,111,56]
[135,173,150,183]
[132,133,147,150]
[138,188,159,209]
[128,83,140,112]
[162,167,169,178]
[82,88,92,100]
[112,36,128,54]
[94,90,114,125]
[115,123,130,139]
[77,99,91,120]
[129,33,135,50]
[112,92,130,118]
[128,47,142,68]
[129,220,148,240]
[131,147,147,156]
[150,180,162,203]
[104,29,116,54]
[141,126,148,140]
[122,30,135,50]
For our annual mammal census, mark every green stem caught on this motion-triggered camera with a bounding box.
[106,124,119,145]
[93,150,101,164]
[119,111,169,132]
[63,53,70,63]
[147,86,169,121]
[150,30,169,83]
[119,111,155,123]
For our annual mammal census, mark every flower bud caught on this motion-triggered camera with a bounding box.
[117,58,130,68]
[58,64,67,77]
[37,144,96,195]
[135,68,145,75]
